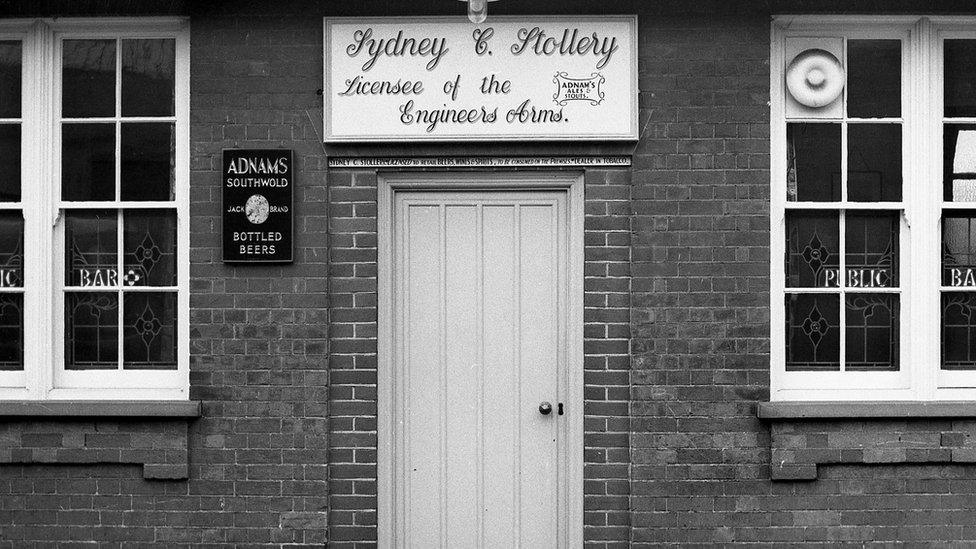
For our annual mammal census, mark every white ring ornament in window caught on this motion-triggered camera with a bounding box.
[786,49,846,108]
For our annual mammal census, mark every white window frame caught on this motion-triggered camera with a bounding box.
[0,18,189,401]
[772,15,976,401]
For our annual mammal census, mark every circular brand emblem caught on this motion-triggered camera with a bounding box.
[245,194,270,224]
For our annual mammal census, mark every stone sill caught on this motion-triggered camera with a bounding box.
[758,401,976,420]
[761,401,976,481]
[0,400,201,418]
[0,401,199,480]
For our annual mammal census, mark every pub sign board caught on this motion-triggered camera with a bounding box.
[323,16,638,142]
[222,149,294,263]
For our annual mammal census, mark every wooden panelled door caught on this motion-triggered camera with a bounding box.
[378,176,582,549]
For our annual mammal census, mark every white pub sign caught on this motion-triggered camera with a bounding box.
[323,16,637,141]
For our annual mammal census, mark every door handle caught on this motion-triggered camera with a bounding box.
[538,401,552,415]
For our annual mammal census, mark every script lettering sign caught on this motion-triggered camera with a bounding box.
[323,16,637,141]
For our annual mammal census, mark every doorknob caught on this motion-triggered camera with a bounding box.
[539,402,552,415]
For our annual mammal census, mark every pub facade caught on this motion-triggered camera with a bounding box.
[3,0,976,547]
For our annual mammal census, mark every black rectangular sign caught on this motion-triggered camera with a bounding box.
[222,149,294,263]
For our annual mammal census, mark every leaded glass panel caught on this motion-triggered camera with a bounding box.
[65,210,117,288]
[846,294,899,371]
[786,211,839,288]
[0,294,22,370]
[123,292,176,369]
[65,292,118,370]
[0,212,22,289]
[786,294,840,371]
[123,210,176,287]
[846,212,898,288]
[943,213,976,287]
[943,293,976,370]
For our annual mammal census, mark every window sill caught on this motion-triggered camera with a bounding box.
[0,400,200,480]
[0,400,200,418]
[758,401,976,420]
[760,401,976,481]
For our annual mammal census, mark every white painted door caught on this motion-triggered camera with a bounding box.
[388,189,571,548]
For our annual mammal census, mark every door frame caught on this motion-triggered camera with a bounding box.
[376,171,584,547]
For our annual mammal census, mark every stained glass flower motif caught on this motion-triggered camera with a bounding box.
[133,231,161,276]
[802,231,830,273]
[133,301,162,347]
[801,300,830,348]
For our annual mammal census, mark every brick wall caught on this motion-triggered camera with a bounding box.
[8,1,976,547]
[629,10,775,546]
[186,6,331,546]
[327,169,378,546]
[1,4,334,546]
[627,8,976,547]
[582,168,633,548]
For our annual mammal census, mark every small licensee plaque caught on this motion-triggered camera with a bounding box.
[222,149,294,263]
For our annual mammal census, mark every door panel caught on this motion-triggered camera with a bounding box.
[392,191,566,548]
[403,204,442,546]
[517,204,559,548]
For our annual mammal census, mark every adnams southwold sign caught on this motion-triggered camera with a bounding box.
[323,16,637,141]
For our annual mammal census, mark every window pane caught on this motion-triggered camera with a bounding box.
[945,40,976,118]
[846,212,898,288]
[943,293,976,370]
[124,210,176,286]
[786,293,840,371]
[123,292,176,370]
[120,123,174,201]
[62,123,115,201]
[0,124,21,202]
[848,124,902,202]
[847,40,901,118]
[944,213,976,287]
[0,212,22,288]
[65,210,117,288]
[944,125,976,202]
[65,291,118,370]
[121,39,175,117]
[786,123,841,202]
[846,294,899,371]
[62,39,116,118]
[0,41,22,118]
[786,211,839,288]
[0,294,22,370]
